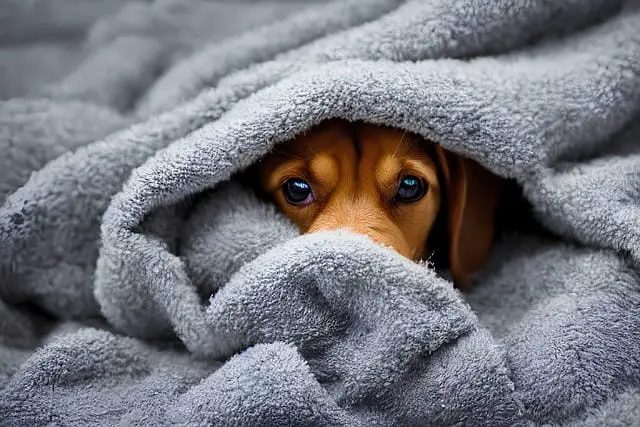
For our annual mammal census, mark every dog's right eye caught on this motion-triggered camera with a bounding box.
[282,178,314,206]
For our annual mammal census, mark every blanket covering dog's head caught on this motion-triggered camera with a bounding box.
[254,119,504,285]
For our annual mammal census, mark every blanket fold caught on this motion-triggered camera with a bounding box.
[1,0,639,425]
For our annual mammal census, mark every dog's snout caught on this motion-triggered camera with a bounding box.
[307,210,412,258]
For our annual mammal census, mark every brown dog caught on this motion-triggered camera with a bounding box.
[255,119,503,286]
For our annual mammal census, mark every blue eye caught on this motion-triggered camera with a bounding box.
[283,178,314,205]
[395,175,426,202]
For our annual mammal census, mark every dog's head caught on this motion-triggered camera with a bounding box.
[255,119,503,286]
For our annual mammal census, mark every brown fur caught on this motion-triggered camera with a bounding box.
[254,119,503,286]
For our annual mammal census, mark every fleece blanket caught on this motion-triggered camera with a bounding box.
[1,0,640,425]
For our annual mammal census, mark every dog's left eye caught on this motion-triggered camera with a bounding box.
[282,178,314,206]
[395,175,426,203]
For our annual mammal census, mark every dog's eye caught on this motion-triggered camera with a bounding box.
[282,178,314,205]
[395,175,426,203]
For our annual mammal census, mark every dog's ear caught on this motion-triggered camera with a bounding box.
[434,145,503,287]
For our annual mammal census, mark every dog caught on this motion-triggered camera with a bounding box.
[253,119,504,287]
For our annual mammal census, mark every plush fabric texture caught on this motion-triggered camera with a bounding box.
[1,0,639,425]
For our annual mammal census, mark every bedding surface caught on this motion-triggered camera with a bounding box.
[1,0,639,425]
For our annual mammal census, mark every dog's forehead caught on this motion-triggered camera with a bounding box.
[293,121,355,156]
[280,120,429,161]
[357,126,424,158]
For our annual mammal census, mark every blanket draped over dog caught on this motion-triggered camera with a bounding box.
[1,0,640,425]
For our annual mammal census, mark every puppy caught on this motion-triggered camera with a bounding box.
[254,119,503,286]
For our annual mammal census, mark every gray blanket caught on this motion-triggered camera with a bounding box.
[1,0,640,425]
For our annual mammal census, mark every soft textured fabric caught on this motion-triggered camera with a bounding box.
[1,0,639,425]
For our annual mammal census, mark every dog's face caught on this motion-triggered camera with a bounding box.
[257,120,441,261]
[255,119,503,285]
